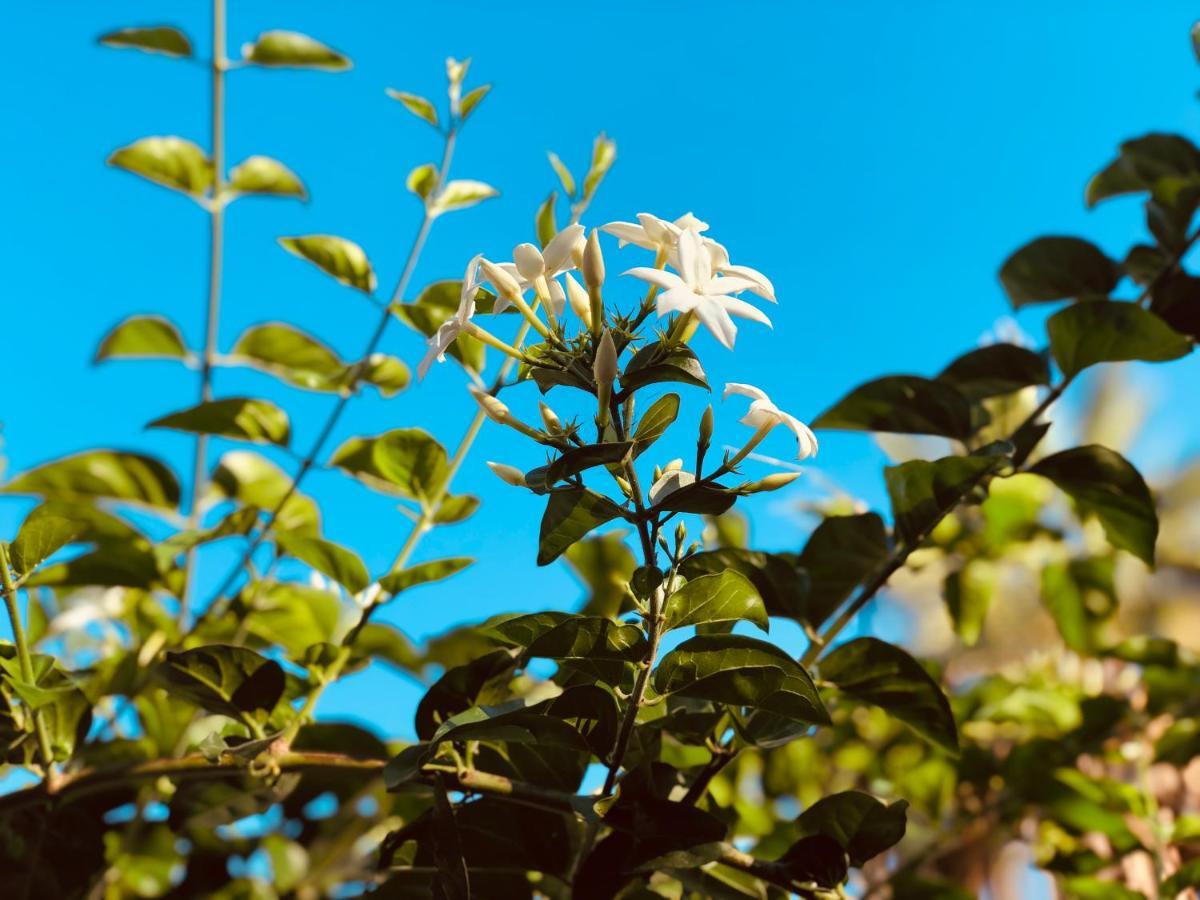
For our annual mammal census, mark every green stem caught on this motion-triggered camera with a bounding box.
[0,544,54,770]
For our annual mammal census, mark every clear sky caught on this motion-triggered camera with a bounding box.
[4,1,1200,738]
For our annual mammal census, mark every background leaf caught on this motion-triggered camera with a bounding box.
[242,31,350,70]
[148,398,291,447]
[98,25,192,57]
[229,156,307,199]
[998,236,1122,306]
[108,136,212,196]
[279,235,376,294]
[4,450,180,510]
[95,315,188,362]
[813,376,976,439]
[1046,300,1191,377]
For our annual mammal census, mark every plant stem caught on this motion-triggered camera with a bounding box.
[0,544,54,770]
[181,0,227,627]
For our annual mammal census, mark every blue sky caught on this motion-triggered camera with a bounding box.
[4,1,1200,737]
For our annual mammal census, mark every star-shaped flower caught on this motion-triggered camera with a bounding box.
[724,382,818,460]
[601,212,709,255]
[418,254,482,378]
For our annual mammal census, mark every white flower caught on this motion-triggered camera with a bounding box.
[724,382,818,460]
[648,468,696,505]
[601,212,709,255]
[624,228,770,349]
[699,238,776,303]
[418,254,482,379]
[494,224,585,311]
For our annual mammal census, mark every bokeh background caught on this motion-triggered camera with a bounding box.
[4,1,1200,738]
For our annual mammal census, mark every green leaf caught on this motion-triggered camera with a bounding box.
[276,534,369,594]
[1046,301,1191,378]
[1030,445,1158,565]
[537,489,622,565]
[415,649,518,740]
[229,156,306,199]
[632,393,680,453]
[359,354,411,396]
[25,541,160,590]
[1161,858,1200,897]
[241,31,350,70]
[653,481,738,516]
[95,314,188,362]
[10,511,84,577]
[547,152,576,196]
[351,623,422,674]
[460,84,491,119]
[209,450,320,535]
[230,322,345,391]
[654,634,829,725]
[820,637,958,753]
[567,533,638,618]
[386,89,438,127]
[279,235,376,294]
[488,613,647,663]
[378,557,473,595]
[431,180,499,216]
[885,450,1010,546]
[944,564,993,647]
[787,790,908,868]
[796,513,890,628]
[662,570,768,633]
[432,494,479,524]
[392,280,489,373]
[544,442,632,484]
[156,645,285,720]
[148,397,290,447]
[998,237,1122,306]
[535,192,558,247]
[1087,133,1200,207]
[108,136,212,196]
[937,344,1051,400]
[4,450,181,510]
[243,582,341,659]
[581,133,617,203]
[679,548,807,620]
[619,342,708,393]
[431,703,590,752]
[98,25,192,57]
[330,428,449,506]
[812,375,976,440]
[1041,558,1116,653]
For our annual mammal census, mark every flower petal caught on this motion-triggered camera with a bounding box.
[719,263,776,302]
[676,227,709,287]
[782,412,819,459]
[624,266,685,292]
[656,286,701,316]
[718,295,773,327]
[600,221,653,249]
[723,382,770,403]
[693,297,738,349]
[543,223,585,273]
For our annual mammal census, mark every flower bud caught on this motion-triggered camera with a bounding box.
[674,520,687,546]
[486,461,527,487]
[479,259,523,303]
[738,471,802,494]
[538,401,562,434]
[469,385,512,424]
[582,230,605,291]
[615,475,633,496]
[563,273,592,327]
[663,458,683,473]
[698,405,714,449]
[593,329,618,390]
[513,243,545,282]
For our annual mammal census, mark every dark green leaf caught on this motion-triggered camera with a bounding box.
[415,649,518,741]
[1030,445,1158,564]
[4,450,180,510]
[652,481,737,516]
[654,634,829,725]
[276,534,369,594]
[678,548,806,620]
[545,442,632,484]
[998,237,1122,306]
[279,235,375,294]
[662,570,768,633]
[148,397,290,446]
[1046,301,1191,378]
[620,342,708,393]
[156,645,285,720]
[95,315,188,362]
[242,31,350,70]
[431,703,589,752]
[487,612,646,662]
[1086,133,1200,207]
[108,136,212,196]
[820,637,958,752]
[537,489,622,566]
[937,344,1051,400]
[379,558,473,596]
[812,376,976,440]
[796,513,890,628]
[632,393,680,453]
[788,790,908,867]
[885,450,1010,546]
[430,777,471,900]
[98,25,192,57]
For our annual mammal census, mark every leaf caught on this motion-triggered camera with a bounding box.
[460,84,491,119]
[352,623,422,674]
[279,235,376,294]
[378,558,473,595]
[488,613,647,663]
[535,192,558,248]
[1087,133,1200,207]
[10,511,85,577]
[567,533,637,618]
[653,481,737,516]
[386,89,439,127]
[632,393,680,453]
[156,645,285,720]
[431,703,589,752]
[547,152,576,196]
[537,489,622,566]
[1046,301,1191,378]
[787,791,909,868]
[885,450,1010,546]
[581,133,617,203]
[148,397,290,447]
[1041,558,1116,653]
[406,163,438,201]
[820,637,958,752]
[944,564,993,647]
[229,322,345,391]
[95,315,188,362]
[243,582,341,659]
[108,136,212,196]
[415,649,518,740]
[433,494,479,524]
[276,534,369,594]
[545,442,632,484]
[25,541,160,590]
[936,344,1051,400]
[330,428,449,506]
[4,450,180,510]
[431,180,499,216]
[654,634,829,725]
[392,280,489,373]
[98,25,192,57]
[242,31,350,70]
[679,548,807,620]
[359,354,411,396]
[796,513,890,628]
[812,375,976,440]
[209,450,320,535]
[662,570,768,633]
[229,156,306,199]
[998,237,1122,306]
[619,342,708,393]
[1030,445,1158,565]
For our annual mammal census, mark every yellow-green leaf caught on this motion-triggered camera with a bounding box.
[98,25,192,57]
[386,89,439,128]
[406,163,438,201]
[95,314,189,362]
[3,450,181,511]
[149,398,291,447]
[460,84,491,120]
[229,156,307,200]
[279,234,376,294]
[108,136,212,197]
[431,180,498,217]
[242,31,350,70]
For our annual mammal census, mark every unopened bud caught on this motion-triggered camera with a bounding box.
[479,258,523,302]
[563,273,592,327]
[674,520,687,546]
[663,458,683,473]
[739,471,802,494]
[698,406,714,448]
[615,475,633,496]
[582,230,605,290]
[539,401,562,434]
[513,243,545,282]
[653,465,663,482]
[656,533,671,553]
[469,385,511,424]
[487,461,527,487]
[593,329,618,389]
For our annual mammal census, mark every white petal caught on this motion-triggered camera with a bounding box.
[600,221,653,249]
[648,469,695,505]
[723,382,770,403]
[676,227,709,287]
[656,287,701,316]
[673,212,709,233]
[546,278,567,317]
[623,266,686,292]
[718,295,773,327]
[782,413,819,460]
[513,243,545,281]
[693,298,737,350]
[704,275,759,295]
[637,212,677,247]
[563,272,592,324]
[459,253,484,316]
[543,223,585,273]
[719,263,776,302]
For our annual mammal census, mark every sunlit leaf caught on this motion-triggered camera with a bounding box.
[392,280,488,373]
[537,489,623,565]
[330,428,449,506]
[230,322,345,391]
[279,235,376,294]
[108,136,212,197]
[460,84,491,120]
[1046,300,1191,378]
[632,393,680,453]
[386,89,438,128]
[243,582,341,659]
[4,450,180,510]
[885,449,1010,546]
[406,163,438,201]
[378,558,473,596]
[431,180,499,216]
[242,31,350,70]
[148,398,290,447]
[276,534,369,594]
[98,25,192,57]
[209,450,320,535]
[679,547,807,620]
[95,314,189,363]
[10,511,85,577]
[662,570,768,632]
[229,156,306,199]
[547,152,576,196]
